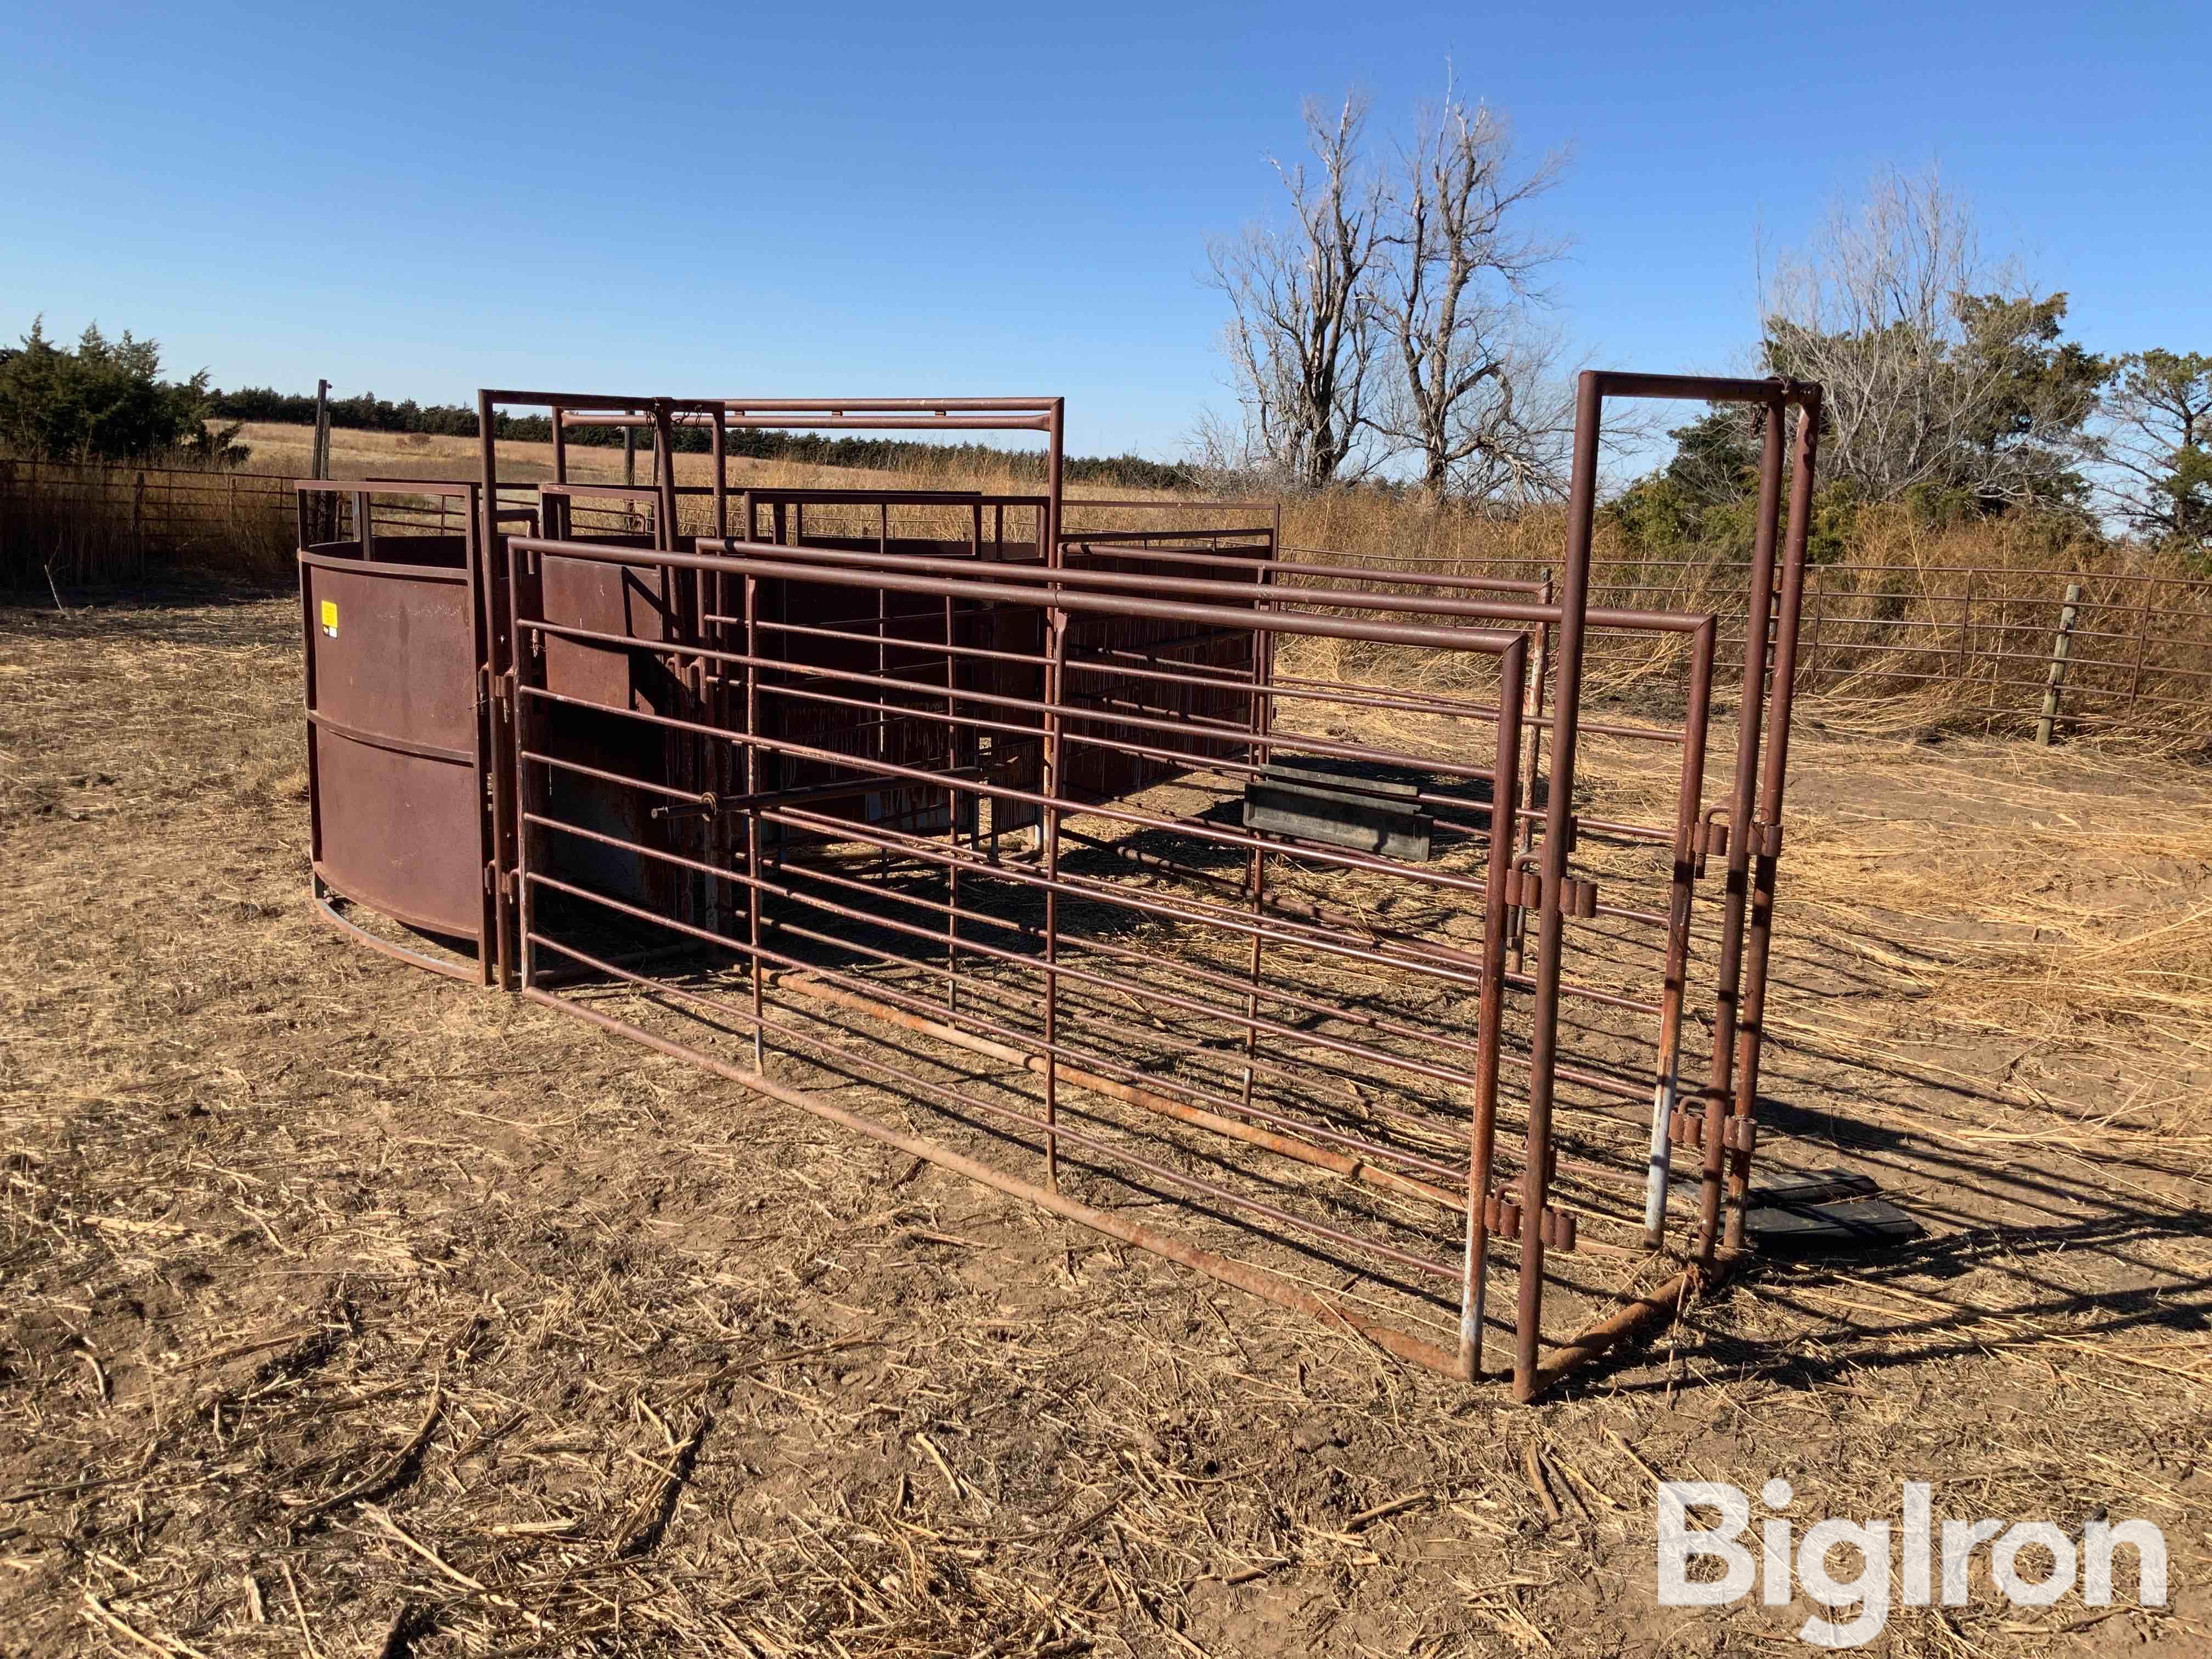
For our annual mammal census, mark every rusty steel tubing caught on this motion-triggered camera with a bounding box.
[696,699,1517,902]
[1644,616,1718,1245]
[1511,373,1600,1401]
[1012,823,1663,1058]
[1724,393,1821,1250]
[1071,541,1547,597]
[1464,635,1525,1379]
[721,843,1501,1183]
[501,514,1573,1390]
[514,723,1517,1111]
[518,533,1522,656]
[465,391,1785,1397]
[1271,673,1699,749]
[753,663,1511,794]
[1588,370,1793,404]
[1693,398,1785,1263]
[505,694,1511,1006]
[712,531,1697,636]
[529,526,1687,1116]
[680,669,1676,1043]
[726,619,1617,774]
[521,989,1469,1377]
[1061,527,1275,548]
[730,819,1506,1100]
[521,868,1468,1287]
[773,972,1474,1217]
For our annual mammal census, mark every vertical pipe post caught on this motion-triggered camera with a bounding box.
[475,391,517,989]
[1644,618,1717,1249]
[508,533,545,992]
[1039,601,1070,1190]
[311,379,331,483]
[1801,569,1825,689]
[945,574,961,1013]
[1722,391,1820,1251]
[1694,390,1786,1263]
[1045,399,1065,561]
[744,573,765,1070]
[1513,373,1600,1401]
[651,402,679,554]
[710,413,727,540]
[300,517,325,921]
[2036,582,2084,746]
[1239,555,1277,1110]
[465,484,497,986]
[1463,636,1524,1381]
[1511,569,1551,974]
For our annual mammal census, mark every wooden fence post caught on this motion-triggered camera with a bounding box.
[311,379,331,481]
[2036,582,2084,746]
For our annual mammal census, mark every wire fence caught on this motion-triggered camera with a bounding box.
[1282,543,2212,738]
[5,456,2207,736]
[0,458,298,588]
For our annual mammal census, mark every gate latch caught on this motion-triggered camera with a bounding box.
[652,791,724,822]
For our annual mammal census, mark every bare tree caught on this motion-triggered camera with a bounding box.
[1372,89,1572,501]
[2086,350,2212,546]
[1204,95,1387,491]
[1760,165,2104,511]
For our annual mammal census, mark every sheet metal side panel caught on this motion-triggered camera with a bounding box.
[311,726,485,937]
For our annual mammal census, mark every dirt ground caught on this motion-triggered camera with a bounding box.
[3,588,2208,1658]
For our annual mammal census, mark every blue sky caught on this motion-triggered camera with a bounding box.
[3,2,2204,461]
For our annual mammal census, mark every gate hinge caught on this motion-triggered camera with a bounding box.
[1483,1192,1578,1252]
[1754,820,1784,858]
[1503,867,1597,919]
[1694,810,1733,877]
[1667,1108,1757,1155]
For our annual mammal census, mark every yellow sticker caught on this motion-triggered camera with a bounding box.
[319,599,339,637]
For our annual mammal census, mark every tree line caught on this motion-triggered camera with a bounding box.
[0,336,1194,491]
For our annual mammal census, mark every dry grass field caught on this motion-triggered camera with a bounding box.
[228,425,988,495]
[3,578,2208,1657]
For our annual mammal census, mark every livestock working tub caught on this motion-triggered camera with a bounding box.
[297,480,529,982]
[297,377,1826,1399]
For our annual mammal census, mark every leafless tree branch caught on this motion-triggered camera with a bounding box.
[1759,165,2095,511]
[1371,84,1572,503]
[1202,94,1388,492]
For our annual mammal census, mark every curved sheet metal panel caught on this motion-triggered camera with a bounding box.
[311,724,484,937]
[301,538,493,972]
